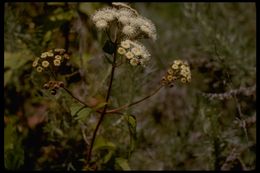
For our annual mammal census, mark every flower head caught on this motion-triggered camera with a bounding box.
[42,61,50,68]
[55,55,62,60]
[131,47,142,56]
[125,51,134,59]
[122,25,136,37]
[53,59,61,66]
[41,52,48,58]
[118,16,129,25]
[32,58,39,67]
[130,58,139,66]
[117,47,126,55]
[36,66,43,72]
[118,40,151,67]
[95,20,108,30]
[121,40,131,49]
[161,59,191,86]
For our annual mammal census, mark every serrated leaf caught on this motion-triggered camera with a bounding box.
[115,157,131,171]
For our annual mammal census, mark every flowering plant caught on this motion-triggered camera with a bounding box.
[31,2,191,170]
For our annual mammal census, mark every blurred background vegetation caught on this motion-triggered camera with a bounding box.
[4,2,256,170]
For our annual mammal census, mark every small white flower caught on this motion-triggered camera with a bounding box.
[92,8,116,22]
[136,17,157,40]
[120,40,131,49]
[47,51,54,57]
[131,47,142,56]
[117,47,126,55]
[95,20,108,29]
[172,64,179,70]
[55,55,62,60]
[130,58,139,66]
[104,13,114,22]
[118,16,129,25]
[122,25,136,37]
[41,52,48,58]
[125,51,134,59]
[118,8,134,17]
[53,59,61,66]
[42,61,50,68]
[36,66,43,72]
[32,58,40,67]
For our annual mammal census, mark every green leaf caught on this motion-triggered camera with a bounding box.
[43,30,52,43]
[4,118,24,170]
[74,108,92,122]
[54,128,64,137]
[93,102,107,111]
[93,136,116,151]
[103,40,116,55]
[70,103,92,123]
[4,51,32,70]
[4,70,12,87]
[115,157,131,171]
[124,114,137,154]
[103,149,114,164]
[70,103,83,116]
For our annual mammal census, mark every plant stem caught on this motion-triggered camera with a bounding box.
[106,84,163,114]
[86,44,118,164]
[62,87,90,107]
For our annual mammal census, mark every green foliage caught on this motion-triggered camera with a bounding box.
[124,114,137,155]
[4,117,24,170]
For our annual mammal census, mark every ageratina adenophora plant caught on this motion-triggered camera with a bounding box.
[32,2,191,170]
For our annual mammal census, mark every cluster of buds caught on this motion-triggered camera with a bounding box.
[117,39,151,66]
[43,80,64,95]
[91,3,156,40]
[161,60,191,87]
[32,48,70,73]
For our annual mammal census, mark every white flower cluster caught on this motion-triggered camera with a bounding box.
[91,4,157,40]
[117,39,151,66]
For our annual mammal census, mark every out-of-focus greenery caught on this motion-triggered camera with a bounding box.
[4,2,255,170]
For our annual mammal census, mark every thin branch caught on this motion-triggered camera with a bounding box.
[61,87,89,107]
[106,84,163,114]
